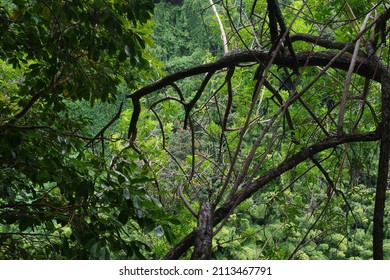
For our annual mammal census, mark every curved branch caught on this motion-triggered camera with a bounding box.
[209,0,228,54]
[337,12,372,135]
[164,131,380,259]
[374,7,390,47]
[219,67,235,160]
[87,101,124,147]
[290,33,357,54]
[127,98,141,142]
[178,184,198,218]
[267,0,299,73]
[128,50,384,102]
[184,71,215,128]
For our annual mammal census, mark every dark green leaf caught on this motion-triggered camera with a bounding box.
[153,225,164,237]
[118,210,129,225]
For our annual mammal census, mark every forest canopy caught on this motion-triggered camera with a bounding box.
[0,0,390,260]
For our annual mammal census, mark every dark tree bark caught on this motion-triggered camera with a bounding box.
[290,33,357,54]
[128,50,384,100]
[126,50,384,141]
[191,202,213,260]
[373,73,390,259]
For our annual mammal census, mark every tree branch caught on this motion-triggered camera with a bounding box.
[290,33,357,54]
[337,12,372,135]
[374,7,390,47]
[164,131,379,259]
[209,0,229,54]
[128,50,384,102]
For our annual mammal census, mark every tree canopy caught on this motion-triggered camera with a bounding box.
[1,0,390,260]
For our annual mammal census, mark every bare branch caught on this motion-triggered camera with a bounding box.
[337,12,372,135]
[127,50,384,103]
[164,131,379,259]
[86,101,124,147]
[210,0,229,54]
[178,184,198,218]
[290,33,357,54]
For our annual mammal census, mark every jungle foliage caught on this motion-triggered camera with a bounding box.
[1,0,390,260]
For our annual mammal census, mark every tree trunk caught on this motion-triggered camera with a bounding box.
[373,73,390,259]
[209,0,228,54]
[191,202,213,260]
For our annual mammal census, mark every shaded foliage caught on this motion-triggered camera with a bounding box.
[0,0,176,259]
[1,0,390,261]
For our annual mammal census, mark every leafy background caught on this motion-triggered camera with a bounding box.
[0,0,389,259]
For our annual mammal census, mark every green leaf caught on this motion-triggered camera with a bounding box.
[5,130,22,148]
[90,241,101,258]
[153,225,164,237]
[151,196,162,208]
[123,188,130,200]
[131,177,154,184]
[118,50,127,62]
[125,45,130,56]
[3,213,18,225]
[168,218,182,225]
[118,173,126,184]
[118,210,129,224]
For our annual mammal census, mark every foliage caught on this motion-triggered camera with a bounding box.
[0,0,176,259]
[1,0,390,260]
[151,0,222,73]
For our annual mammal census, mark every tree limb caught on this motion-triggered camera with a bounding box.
[128,50,384,102]
[209,0,229,54]
[164,131,379,259]
[290,33,357,54]
[337,12,372,135]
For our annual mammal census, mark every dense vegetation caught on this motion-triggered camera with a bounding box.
[1,0,389,260]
